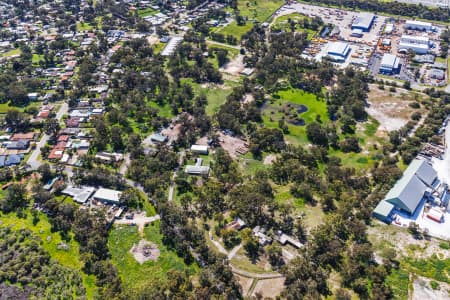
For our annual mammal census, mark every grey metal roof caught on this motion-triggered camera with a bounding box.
[411,159,437,186]
[373,200,394,218]
[383,159,436,214]
[352,12,374,29]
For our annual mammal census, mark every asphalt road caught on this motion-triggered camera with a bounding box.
[27,102,68,170]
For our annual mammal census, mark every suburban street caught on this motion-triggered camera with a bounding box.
[27,102,68,170]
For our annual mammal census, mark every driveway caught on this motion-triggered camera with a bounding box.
[27,102,68,170]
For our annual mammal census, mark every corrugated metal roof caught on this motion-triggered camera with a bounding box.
[352,12,374,29]
[381,54,398,68]
[383,159,436,214]
[327,42,349,57]
[373,200,394,218]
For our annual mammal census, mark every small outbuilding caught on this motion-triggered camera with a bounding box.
[373,200,395,223]
[190,144,208,155]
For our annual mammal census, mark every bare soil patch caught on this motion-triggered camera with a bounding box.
[220,54,245,76]
[366,84,422,132]
[251,277,285,299]
[411,276,450,300]
[235,275,254,296]
[219,132,249,158]
[263,154,277,165]
[368,222,449,260]
[130,239,160,264]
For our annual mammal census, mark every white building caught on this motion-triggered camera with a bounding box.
[379,53,400,74]
[190,144,208,155]
[93,188,122,204]
[399,35,430,54]
[405,20,434,32]
[326,42,351,62]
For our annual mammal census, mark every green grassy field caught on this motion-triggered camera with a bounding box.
[76,21,93,31]
[262,88,329,145]
[217,0,285,40]
[271,12,318,39]
[138,8,157,17]
[1,48,21,58]
[0,210,96,298]
[108,222,198,290]
[32,53,45,64]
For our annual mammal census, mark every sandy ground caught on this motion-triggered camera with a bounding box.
[235,275,254,296]
[251,277,285,299]
[242,93,254,104]
[161,123,182,143]
[368,223,449,260]
[220,54,245,76]
[366,84,421,132]
[219,132,249,158]
[263,154,277,165]
[411,276,450,300]
[130,239,160,264]
[146,35,159,45]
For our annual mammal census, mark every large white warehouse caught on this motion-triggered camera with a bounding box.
[405,20,434,32]
[326,42,351,62]
[399,35,430,54]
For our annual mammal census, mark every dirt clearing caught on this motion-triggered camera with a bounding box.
[411,276,450,300]
[130,239,160,264]
[220,54,245,76]
[366,84,422,132]
[251,277,285,298]
[219,132,249,158]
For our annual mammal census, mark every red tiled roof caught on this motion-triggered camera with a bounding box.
[11,132,35,141]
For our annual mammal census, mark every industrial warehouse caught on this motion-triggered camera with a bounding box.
[373,155,450,240]
[379,53,400,74]
[326,41,351,62]
[286,2,446,86]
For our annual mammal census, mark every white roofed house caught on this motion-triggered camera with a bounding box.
[92,188,122,205]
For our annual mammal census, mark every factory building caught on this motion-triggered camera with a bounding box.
[379,53,400,74]
[400,35,429,45]
[430,68,445,80]
[326,42,351,62]
[405,20,434,32]
[398,34,430,54]
[351,12,375,32]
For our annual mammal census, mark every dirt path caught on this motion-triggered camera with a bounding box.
[207,231,284,279]
[115,213,160,236]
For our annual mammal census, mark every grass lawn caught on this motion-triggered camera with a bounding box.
[1,48,21,57]
[262,88,328,145]
[271,12,318,39]
[153,42,166,54]
[138,8,157,17]
[32,53,45,64]
[0,210,96,298]
[329,117,384,171]
[108,222,198,290]
[217,0,285,40]
[77,21,93,31]
[148,100,174,118]
[183,78,239,116]
[273,184,305,211]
